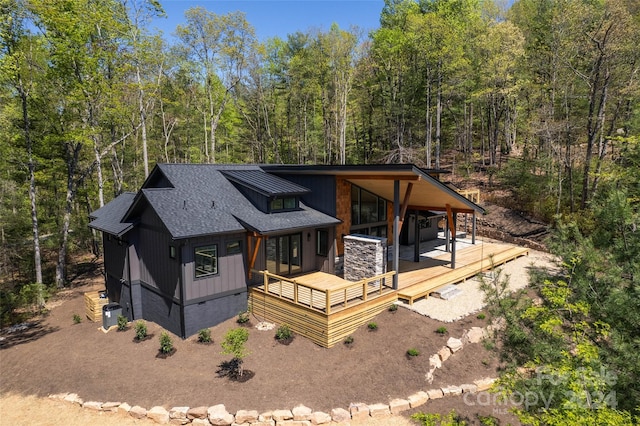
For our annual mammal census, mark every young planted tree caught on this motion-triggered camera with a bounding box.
[220,327,250,378]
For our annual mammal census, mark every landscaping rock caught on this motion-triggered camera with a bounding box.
[429,353,442,370]
[251,422,275,426]
[147,406,170,424]
[310,411,332,425]
[63,393,83,406]
[330,407,351,423]
[169,406,189,420]
[130,405,148,419]
[463,327,485,344]
[425,370,434,384]
[118,402,132,415]
[446,337,463,352]
[461,383,478,394]
[188,406,209,420]
[389,398,410,414]
[258,411,273,421]
[407,391,429,408]
[272,409,293,421]
[348,402,369,421]
[441,385,463,396]
[235,409,259,423]
[101,401,121,412]
[292,404,313,421]
[474,377,497,392]
[368,403,391,418]
[426,389,444,399]
[207,404,234,425]
[82,401,102,411]
[191,419,211,426]
[437,346,451,361]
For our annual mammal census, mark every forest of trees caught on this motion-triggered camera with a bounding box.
[1,0,638,422]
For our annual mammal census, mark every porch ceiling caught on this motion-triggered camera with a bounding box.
[344,169,482,214]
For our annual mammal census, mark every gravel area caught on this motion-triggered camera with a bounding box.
[399,248,555,322]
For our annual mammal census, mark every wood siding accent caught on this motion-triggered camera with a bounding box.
[183,233,247,301]
[335,177,352,255]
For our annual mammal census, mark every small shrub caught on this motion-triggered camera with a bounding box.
[117,314,128,331]
[275,324,292,341]
[476,313,486,320]
[159,331,173,354]
[134,320,147,340]
[388,303,398,312]
[344,335,354,345]
[237,310,250,324]
[367,322,378,330]
[482,339,495,351]
[407,348,420,357]
[412,410,466,426]
[72,313,82,324]
[197,328,212,343]
[436,326,448,335]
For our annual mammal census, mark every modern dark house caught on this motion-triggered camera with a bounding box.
[89,163,485,339]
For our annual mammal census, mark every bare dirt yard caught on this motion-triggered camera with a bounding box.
[0,257,530,425]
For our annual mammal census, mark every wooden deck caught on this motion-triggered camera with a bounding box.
[249,241,529,347]
[397,242,529,305]
[249,270,396,347]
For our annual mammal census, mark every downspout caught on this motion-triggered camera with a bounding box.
[126,239,135,320]
[178,240,186,339]
[392,180,400,290]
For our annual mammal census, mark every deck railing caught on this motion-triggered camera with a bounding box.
[458,189,481,204]
[255,270,396,315]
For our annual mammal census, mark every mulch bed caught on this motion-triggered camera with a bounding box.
[0,282,515,422]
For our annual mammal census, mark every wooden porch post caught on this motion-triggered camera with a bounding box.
[472,211,477,244]
[393,180,400,290]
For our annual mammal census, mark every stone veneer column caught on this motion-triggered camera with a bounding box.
[343,234,387,282]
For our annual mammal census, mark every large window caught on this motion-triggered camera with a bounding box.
[195,245,218,278]
[316,229,329,256]
[266,234,301,276]
[351,185,387,225]
[351,185,388,236]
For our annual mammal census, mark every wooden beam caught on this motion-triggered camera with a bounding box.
[398,183,414,230]
[445,204,456,236]
[406,205,477,214]
[342,175,420,181]
[247,234,263,279]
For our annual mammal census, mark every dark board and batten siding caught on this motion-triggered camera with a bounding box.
[273,174,337,216]
[137,207,182,300]
[182,233,247,302]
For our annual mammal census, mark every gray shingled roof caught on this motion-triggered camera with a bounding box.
[88,192,137,236]
[222,169,310,196]
[107,164,340,239]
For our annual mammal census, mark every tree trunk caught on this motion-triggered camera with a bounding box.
[56,143,81,288]
[137,67,149,176]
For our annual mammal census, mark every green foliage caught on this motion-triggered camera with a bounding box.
[476,313,485,320]
[406,348,420,357]
[344,335,354,345]
[436,326,448,335]
[197,328,212,343]
[72,313,82,324]
[275,324,292,341]
[134,320,147,340]
[221,327,250,360]
[117,314,128,331]
[159,331,173,354]
[236,310,250,324]
[367,322,378,330]
[388,303,398,312]
[411,410,467,426]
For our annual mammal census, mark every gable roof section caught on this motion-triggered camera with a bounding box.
[88,192,137,237]
[112,164,340,239]
[222,169,310,197]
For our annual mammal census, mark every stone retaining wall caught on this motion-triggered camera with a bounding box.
[46,319,502,425]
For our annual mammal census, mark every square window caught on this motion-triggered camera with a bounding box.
[284,197,296,209]
[226,240,242,255]
[195,245,218,277]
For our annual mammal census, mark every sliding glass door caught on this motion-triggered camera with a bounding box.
[266,233,302,276]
